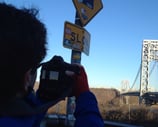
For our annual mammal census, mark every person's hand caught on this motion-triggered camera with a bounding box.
[70,65,90,98]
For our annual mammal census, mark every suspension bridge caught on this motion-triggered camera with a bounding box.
[121,40,158,105]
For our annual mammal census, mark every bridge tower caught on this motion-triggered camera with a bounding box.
[140,40,158,104]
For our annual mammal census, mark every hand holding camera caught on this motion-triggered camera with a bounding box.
[37,55,89,102]
[70,65,90,98]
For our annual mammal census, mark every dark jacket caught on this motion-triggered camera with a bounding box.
[0,91,104,127]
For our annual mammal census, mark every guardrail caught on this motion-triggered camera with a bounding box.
[40,114,144,127]
[104,121,143,127]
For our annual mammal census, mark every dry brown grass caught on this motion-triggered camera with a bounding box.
[34,82,158,126]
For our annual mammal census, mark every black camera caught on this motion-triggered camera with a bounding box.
[37,55,80,102]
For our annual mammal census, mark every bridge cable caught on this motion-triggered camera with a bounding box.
[149,61,157,77]
[130,64,141,90]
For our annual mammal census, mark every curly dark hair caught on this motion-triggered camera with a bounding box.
[0,3,47,100]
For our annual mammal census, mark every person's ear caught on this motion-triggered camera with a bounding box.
[24,69,37,91]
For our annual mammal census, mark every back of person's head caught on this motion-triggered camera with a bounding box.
[0,2,47,100]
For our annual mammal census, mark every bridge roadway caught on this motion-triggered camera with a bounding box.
[121,91,140,96]
[121,91,158,96]
[121,91,158,105]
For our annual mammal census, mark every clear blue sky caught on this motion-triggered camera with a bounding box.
[3,0,158,89]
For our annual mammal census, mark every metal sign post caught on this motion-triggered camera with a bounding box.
[65,13,82,127]
[63,0,103,126]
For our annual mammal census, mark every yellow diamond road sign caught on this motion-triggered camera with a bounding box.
[63,21,91,55]
[73,0,103,26]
